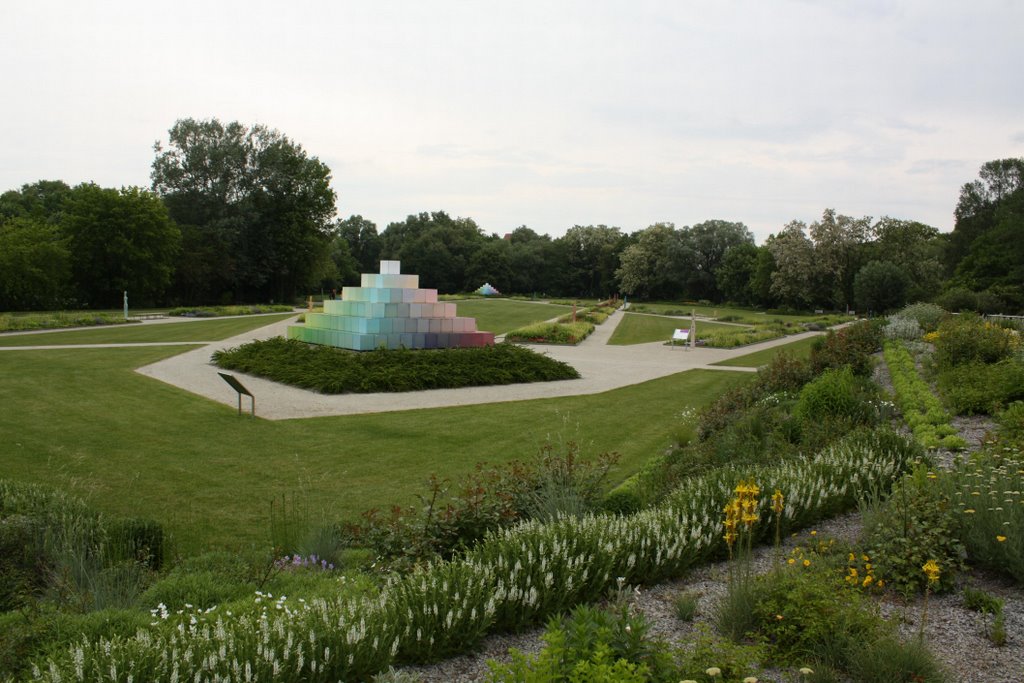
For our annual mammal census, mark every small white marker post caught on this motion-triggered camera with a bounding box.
[691,310,697,349]
[123,291,129,320]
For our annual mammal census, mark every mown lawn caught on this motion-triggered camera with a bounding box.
[712,334,820,367]
[0,345,751,552]
[607,313,744,345]
[444,299,571,334]
[0,313,297,346]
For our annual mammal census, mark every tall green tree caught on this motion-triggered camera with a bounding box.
[946,158,1024,274]
[808,209,873,309]
[853,260,911,314]
[615,223,690,300]
[869,217,943,303]
[61,184,181,307]
[379,211,485,292]
[151,118,336,303]
[0,217,71,310]
[766,221,816,310]
[335,214,381,273]
[0,180,72,222]
[716,242,760,305]
[682,219,755,301]
[556,225,627,298]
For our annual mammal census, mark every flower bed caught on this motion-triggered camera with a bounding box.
[883,341,967,450]
[504,320,595,345]
[32,429,918,681]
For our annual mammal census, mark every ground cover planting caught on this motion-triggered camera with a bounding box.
[503,301,617,344]
[212,338,580,393]
[711,334,818,367]
[606,313,739,346]
[22,427,921,681]
[0,310,140,332]
[169,304,295,317]
[0,313,297,346]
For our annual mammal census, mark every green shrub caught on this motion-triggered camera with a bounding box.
[504,321,595,344]
[846,637,948,683]
[213,338,580,393]
[938,359,1024,415]
[793,367,878,426]
[962,585,1004,615]
[169,304,294,317]
[948,449,1024,583]
[138,569,249,611]
[674,590,699,622]
[898,302,948,332]
[934,286,978,313]
[752,557,885,668]
[809,320,882,377]
[932,314,1019,369]
[882,315,923,341]
[998,401,1024,443]
[0,311,137,332]
[486,603,672,682]
[861,469,966,596]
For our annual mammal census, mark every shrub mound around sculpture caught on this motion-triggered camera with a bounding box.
[212,337,580,393]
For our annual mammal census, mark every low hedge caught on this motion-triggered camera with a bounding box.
[213,338,580,393]
[169,304,295,317]
[504,321,595,345]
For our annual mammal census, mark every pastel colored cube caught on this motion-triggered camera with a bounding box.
[287,260,494,351]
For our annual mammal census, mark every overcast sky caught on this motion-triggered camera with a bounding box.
[2,1,1022,243]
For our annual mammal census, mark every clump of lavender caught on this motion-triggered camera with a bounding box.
[274,553,335,572]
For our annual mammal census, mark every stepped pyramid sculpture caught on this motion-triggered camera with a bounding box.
[475,282,501,296]
[287,261,495,351]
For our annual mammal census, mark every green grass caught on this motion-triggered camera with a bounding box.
[607,313,743,345]
[0,314,297,346]
[0,345,751,552]
[443,299,570,335]
[628,302,852,326]
[712,335,820,367]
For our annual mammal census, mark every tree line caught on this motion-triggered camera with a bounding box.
[1,117,1021,313]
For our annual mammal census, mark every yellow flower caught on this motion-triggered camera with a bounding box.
[802,559,811,567]
[799,668,814,676]
[775,613,784,620]
[997,535,1007,543]
[771,489,784,515]
[964,508,976,514]
[809,530,817,536]
[787,558,796,565]
[922,559,941,584]
[706,667,722,678]
[862,575,874,588]
[877,579,885,588]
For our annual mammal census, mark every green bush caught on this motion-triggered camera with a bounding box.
[998,401,1024,444]
[0,311,137,332]
[504,321,595,344]
[938,359,1024,415]
[213,338,580,393]
[948,448,1024,583]
[793,367,878,426]
[932,314,1019,369]
[898,302,947,332]
[861,469,966,596]
[752,557,885,668]
[169,304,294,317]
[846,637,948,683]
[809,320,882,377]
[486,603,673,682]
